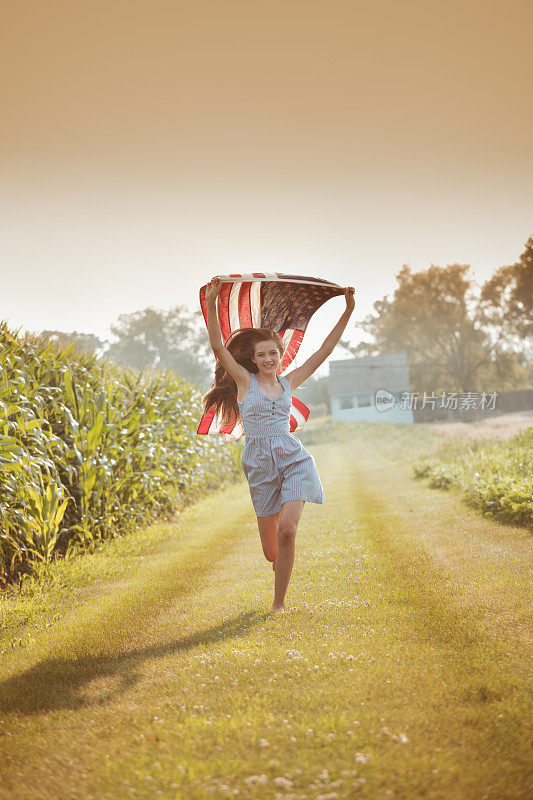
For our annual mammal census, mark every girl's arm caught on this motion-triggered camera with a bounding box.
[205,278,251,390]
[284,287,355,391]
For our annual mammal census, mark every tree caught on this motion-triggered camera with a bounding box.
[41,330,104,355]
[355,262,531,394]
[297,374,331,412]
[479,235,533,343]
[105,305,213,388]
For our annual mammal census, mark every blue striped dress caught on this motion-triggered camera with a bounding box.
[236,372,324,517]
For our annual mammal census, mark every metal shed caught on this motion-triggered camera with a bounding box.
[329,353,413,424]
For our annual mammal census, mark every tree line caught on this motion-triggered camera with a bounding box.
[43,236,533,401]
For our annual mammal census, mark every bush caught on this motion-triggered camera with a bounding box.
[413,428,533,530]
[0,321,242,586]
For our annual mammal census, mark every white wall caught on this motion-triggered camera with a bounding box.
[331,397,414,424]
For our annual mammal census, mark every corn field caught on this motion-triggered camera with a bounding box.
[0,321,241,587]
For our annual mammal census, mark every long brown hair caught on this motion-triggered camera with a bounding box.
[203,327,285,428]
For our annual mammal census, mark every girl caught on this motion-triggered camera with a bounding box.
[204,276,355,612]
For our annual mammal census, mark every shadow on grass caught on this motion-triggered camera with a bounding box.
[0,608,272,717]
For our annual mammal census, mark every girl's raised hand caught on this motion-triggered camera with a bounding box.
[206,276,223,303]
[344,286,355,312]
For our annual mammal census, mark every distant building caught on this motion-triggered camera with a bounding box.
[329,353,413,424]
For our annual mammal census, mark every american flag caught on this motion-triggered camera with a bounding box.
[196,272,345,438]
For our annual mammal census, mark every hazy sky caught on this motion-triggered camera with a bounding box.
[2,0,532,365]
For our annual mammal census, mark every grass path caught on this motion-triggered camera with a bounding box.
[0,435,531,800]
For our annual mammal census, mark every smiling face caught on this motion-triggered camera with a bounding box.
[252,339,282,375]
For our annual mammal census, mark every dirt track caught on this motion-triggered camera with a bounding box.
[430,410,533,441]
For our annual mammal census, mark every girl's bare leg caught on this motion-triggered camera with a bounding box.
[273,500,305,611]
[257,510,281,568]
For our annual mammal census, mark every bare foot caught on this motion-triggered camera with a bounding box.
[272,602,285,612]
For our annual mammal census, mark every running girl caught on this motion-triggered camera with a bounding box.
[204,277,355,612]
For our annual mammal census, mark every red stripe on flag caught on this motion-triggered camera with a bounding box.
[279,330,304,372]
[238,282,253,328]
[218,281,233,342]
[291,396,310,420]
[197,406,216,434]
[199,284,208,327]
[289,414,297,432]
[251,272,266,277]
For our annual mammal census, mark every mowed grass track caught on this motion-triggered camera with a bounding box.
[0,434,531,800]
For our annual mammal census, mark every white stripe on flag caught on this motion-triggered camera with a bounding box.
[282,329,301,363]
[250,281,262,327]
[282,328,295,347]
[228,281,242,331]
[224,420,244,440]
[215,273,341,289]
[207,407,226,435]
[291,405,307,430]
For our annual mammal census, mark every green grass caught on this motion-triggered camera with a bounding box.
[296,419,441,459]
[0,431,531,800]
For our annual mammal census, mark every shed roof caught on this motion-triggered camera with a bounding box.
[329,353,411,395]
